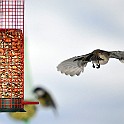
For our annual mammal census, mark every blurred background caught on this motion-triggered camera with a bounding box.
[1,0,124,124]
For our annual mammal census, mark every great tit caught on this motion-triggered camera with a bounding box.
[33,87,57,114]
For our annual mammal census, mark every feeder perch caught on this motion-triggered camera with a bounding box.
[0,0,39,112]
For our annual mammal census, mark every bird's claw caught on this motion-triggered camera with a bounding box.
[92,63,100,69]
[92,63,95,68]
[96,64,100,69]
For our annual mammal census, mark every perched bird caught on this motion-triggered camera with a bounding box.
[33,87,57,114]
[57,49,124,76]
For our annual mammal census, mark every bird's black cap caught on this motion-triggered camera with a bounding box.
[33,87,45,93]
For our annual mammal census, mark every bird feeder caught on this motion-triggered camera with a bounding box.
[0,0,39,112]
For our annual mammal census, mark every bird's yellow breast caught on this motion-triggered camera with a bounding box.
[38,98,49,107]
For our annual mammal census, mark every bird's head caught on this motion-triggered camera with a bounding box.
[92,49,109,65]
[33,87,46,98]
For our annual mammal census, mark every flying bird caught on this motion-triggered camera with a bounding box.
[33,87,57,114]
[57,49,124,76]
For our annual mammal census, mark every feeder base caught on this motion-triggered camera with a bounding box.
[0,108,26,112]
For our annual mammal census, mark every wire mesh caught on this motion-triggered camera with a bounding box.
[0,0,25,112]
[0,0,24,31]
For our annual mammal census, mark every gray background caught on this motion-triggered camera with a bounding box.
[0,0,124,124]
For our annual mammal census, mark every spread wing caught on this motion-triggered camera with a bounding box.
[109,51,124,63]
[57,54,91,76]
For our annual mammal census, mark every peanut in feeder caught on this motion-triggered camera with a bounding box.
[0,0,39,112]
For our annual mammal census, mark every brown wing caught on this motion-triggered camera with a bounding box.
[109,51,124,63]
[57,53,92,76]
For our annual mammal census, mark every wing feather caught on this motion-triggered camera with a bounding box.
[57,56,88,76]
[109,51,124,63]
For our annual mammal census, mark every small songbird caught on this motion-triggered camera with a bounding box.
[33,87,57,114]
[57,49,124,76]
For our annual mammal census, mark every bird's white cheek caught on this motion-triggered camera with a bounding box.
[99,59,108,65]
[92,55,109,65]
[98,55,109,65]
[92,59,108,65]
[36,91,45,97]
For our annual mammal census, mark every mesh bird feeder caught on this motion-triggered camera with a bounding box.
[0,0,39,112]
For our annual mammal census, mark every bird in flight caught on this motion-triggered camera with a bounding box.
[33,87,57,114]
[57,49,124,76]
